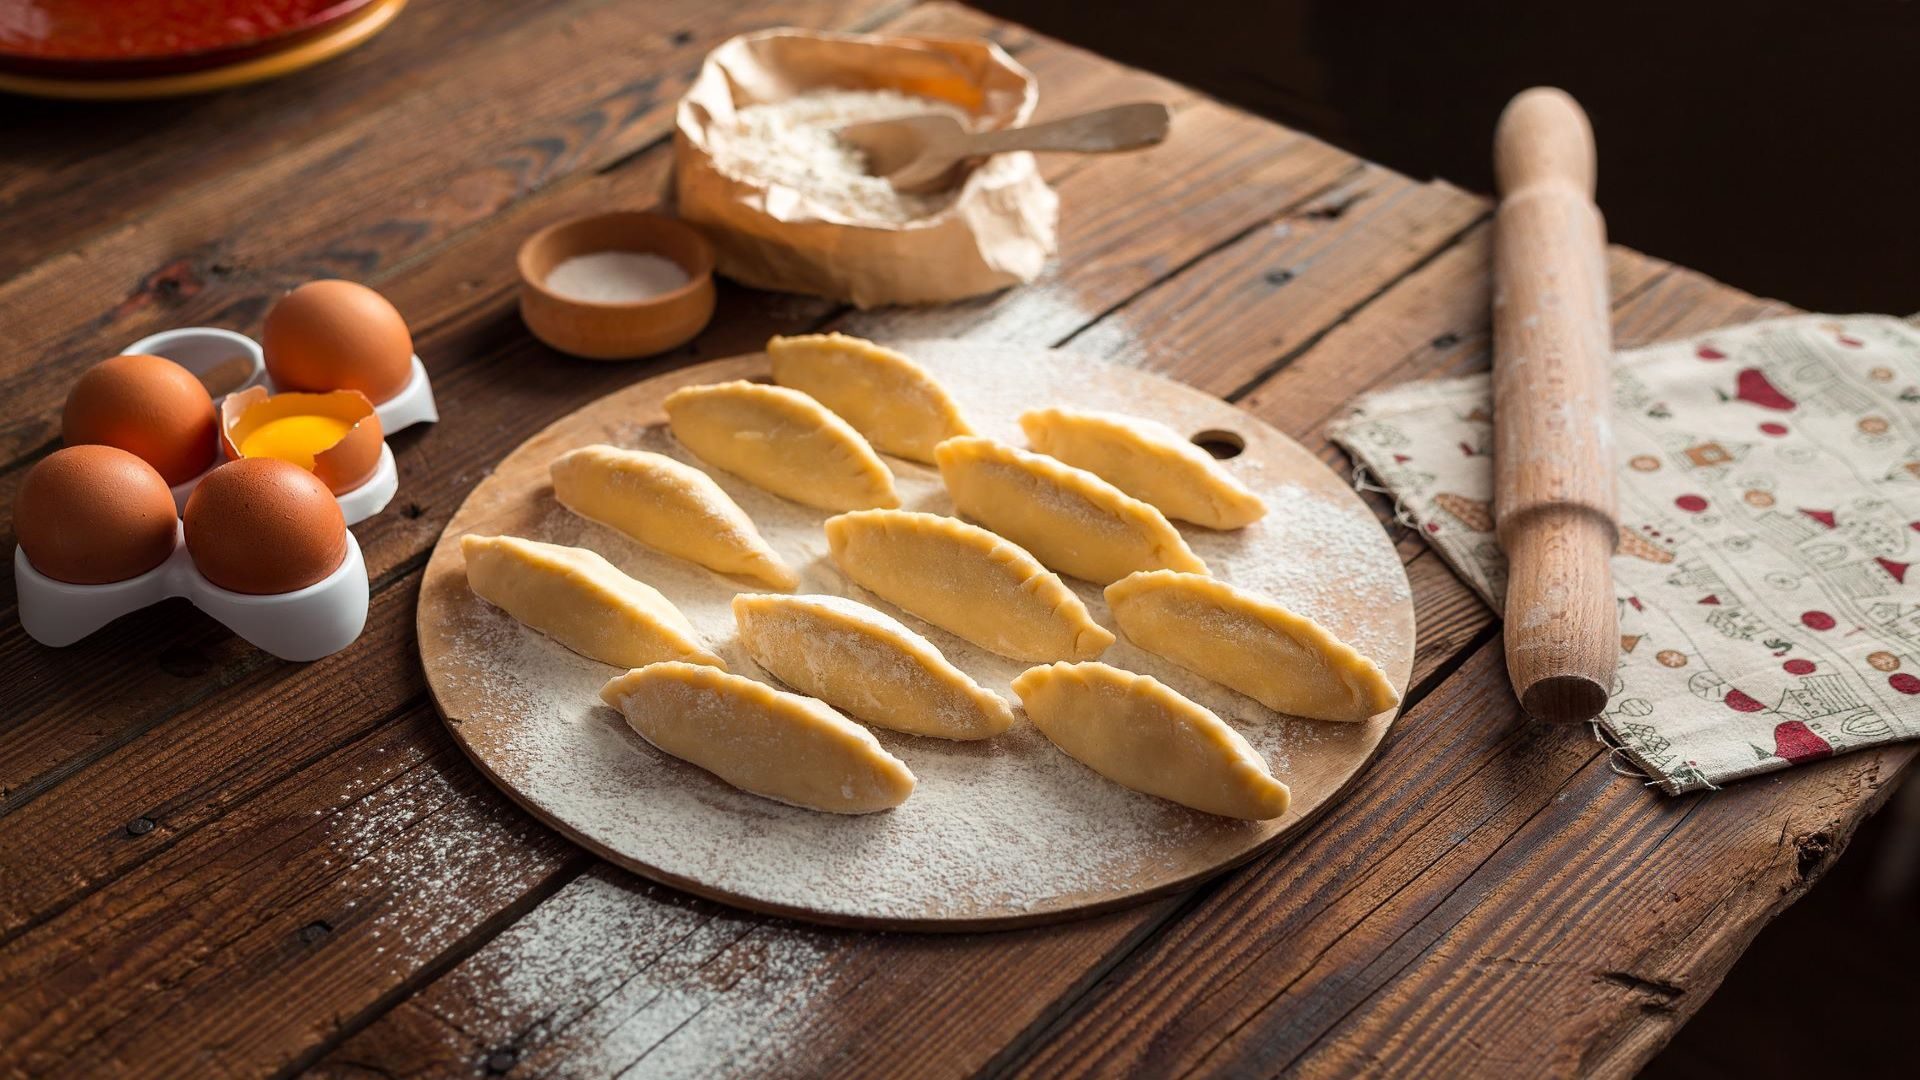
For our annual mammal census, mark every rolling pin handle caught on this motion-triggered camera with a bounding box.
[1495,87,1596,197]
[1502,506,1617,724]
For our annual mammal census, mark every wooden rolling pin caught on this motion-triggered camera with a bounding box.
[1492,87,1618,724]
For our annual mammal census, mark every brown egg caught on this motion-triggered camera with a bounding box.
[63,354,218,485]
[183,458,347,595]
[15,445,179,584]
[263,280,414,403]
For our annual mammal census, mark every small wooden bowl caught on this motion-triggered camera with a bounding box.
[517,211,717,361]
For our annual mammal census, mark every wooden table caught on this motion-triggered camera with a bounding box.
[0,3,1908,1076]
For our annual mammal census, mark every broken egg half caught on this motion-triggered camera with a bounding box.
[219,387,384,495]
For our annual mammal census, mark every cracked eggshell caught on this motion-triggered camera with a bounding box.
[219,386,384,495]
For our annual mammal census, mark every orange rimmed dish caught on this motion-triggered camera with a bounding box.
[517,211,717,361]
[0,0,408,100]
[219,386,384,494]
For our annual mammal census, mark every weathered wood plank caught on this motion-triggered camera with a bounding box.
[0,0,614,275]
[1063,165,1487,397]
[0,572,429,943]
[0,0,907,467]
[0,703,586,1079]
[312,865,1178,1080]
[1240,224,1670,426]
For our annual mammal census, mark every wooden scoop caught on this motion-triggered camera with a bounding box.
[1492,87,1619,724]
[839,102,1172,193]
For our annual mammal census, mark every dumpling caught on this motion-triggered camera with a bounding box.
[824,509,1113,662]
[550,444,796,589]
[733,593,1014,740]
[663,380,898,511]
[461,534,724,669]
[934,436,1208,585]
[1019,407,1266,529]
[601,662,914,814]
[1105,570,1399,722]
[1012,662,1289,820]
[768,333,972,463]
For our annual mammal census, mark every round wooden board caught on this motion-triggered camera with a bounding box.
[417,340,1415,931]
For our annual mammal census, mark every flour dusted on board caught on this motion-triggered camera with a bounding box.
[429,342,1415,921]
[708,89,969,224]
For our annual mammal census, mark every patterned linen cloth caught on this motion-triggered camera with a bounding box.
[1329,315,1920,793]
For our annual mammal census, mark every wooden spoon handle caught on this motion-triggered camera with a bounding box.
[1492,87,1619,723]
[969,103,1172,156]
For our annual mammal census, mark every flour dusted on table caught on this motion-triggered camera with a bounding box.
[707,89,968,224]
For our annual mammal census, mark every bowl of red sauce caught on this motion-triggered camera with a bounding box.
[0,0,376,77]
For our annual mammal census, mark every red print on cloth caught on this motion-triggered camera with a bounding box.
[1772,721,1833,763]
[1734,369,1797,410]
[1323,316,1920,794]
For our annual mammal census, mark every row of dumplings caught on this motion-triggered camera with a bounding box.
[461,334,1400,821]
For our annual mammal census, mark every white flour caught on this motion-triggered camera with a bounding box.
[418,870,840,1078]
[708,89,968,224]
[432,342,1412,922]
[544,252,690,303]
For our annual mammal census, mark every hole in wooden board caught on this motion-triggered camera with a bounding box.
[1191,429,1246,459]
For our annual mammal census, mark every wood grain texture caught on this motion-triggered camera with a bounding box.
[0,0,586,275]
[1491,88,1619,723]
[0,0,908,467]
[0,702,585,1079]
[0,2,1903,1078]
[1064,165,1488,397]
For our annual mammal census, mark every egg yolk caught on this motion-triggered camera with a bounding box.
[239,414,353,471]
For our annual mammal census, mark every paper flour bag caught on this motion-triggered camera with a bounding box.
[674,28,1059,308]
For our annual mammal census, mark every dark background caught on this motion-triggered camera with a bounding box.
[973,0,1920,1073]
[978,0,1919,315]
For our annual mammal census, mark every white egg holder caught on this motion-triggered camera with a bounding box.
[123,326,438,524]
[14,523,369,662]
[157,442,398,524]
